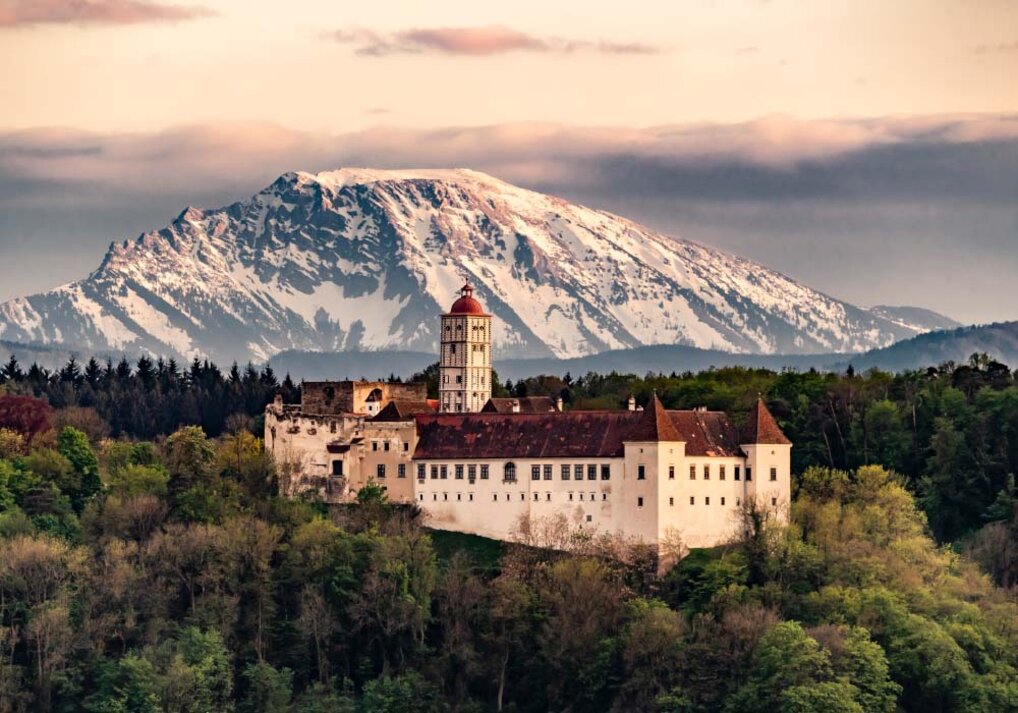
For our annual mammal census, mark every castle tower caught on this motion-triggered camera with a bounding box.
[440,283,492,413]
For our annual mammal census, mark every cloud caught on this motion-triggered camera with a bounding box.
[328,25,662,57]
[0,0,213,27]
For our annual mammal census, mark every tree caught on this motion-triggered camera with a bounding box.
[239,662,293,713]
[57,426,102,511]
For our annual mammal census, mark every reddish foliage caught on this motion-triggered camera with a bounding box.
[0,395,53,440]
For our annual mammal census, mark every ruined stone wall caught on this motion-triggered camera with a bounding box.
[300,381,428,415]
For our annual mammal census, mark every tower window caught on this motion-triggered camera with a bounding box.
[637,465,646,480]
[637,497,644,507]
[376,464,386,478]
[669,465,675,479]
[746,467,753,481]
[735,466,741,481]
[770,467,778,481]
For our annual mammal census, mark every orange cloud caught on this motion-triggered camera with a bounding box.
[0,0,213,27]
[329,25,662,57]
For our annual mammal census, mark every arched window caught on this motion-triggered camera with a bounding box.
[504,462,517,482]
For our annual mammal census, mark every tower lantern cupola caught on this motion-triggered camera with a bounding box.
[439,282,492,412]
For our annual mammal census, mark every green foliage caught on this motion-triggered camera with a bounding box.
[360,672,445,713]
[239,662,293,713]
[58,426,102,511]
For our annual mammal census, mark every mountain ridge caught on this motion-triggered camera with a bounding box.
[0,168,951,365]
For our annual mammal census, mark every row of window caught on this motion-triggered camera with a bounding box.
[534,464,612,481]
[417,491,778,508]
[370,440,410,453]
[682,464,778,482]
[373,464,407,478]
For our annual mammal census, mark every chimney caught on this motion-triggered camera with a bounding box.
[555,396,564,412]
[627,395,636,411]
[511,399,520,413]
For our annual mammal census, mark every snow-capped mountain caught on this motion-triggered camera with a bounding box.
[0,168,945,364]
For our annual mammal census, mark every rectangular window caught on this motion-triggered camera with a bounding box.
[403,442,409,452]
[531,465,541,480]
[430,465,438,480]
[637,465,646,480]
[638,496,644,507]
[669,465,675,480]
[480,465,489,480]
[690,496,695,505]
[419,493,424,501]
[468,464,476,479]
[543,465,552,480]
[331,460,344,476]
[455,464,464,479]
[469,493,473,501]
[601,465,611,480]
[534,493,539,501]
[669,497,674,506]
[587,465,597,481]
[705,496,710,505]
[397,464,406,478]
[770,467,778,481]
[440,465,448,479]
[372,442,379,452]
[493,494,498,502]
[746,467,752,482]
[330,421,337,434]
[561,464,570,480]
[383,441,390,452]
[771,497,777,506]
[736,497,741,506]
[719,465,726,480]
[689,465,696,480]
[569,492,574,501]
[721,496,726,506]
[703,464,710,480]
[735,465,741,481]
[547,493,551,501]
[417,463,425,479]
[574,464,583,480]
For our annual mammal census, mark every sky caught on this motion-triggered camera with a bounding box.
[1,0,1017,324]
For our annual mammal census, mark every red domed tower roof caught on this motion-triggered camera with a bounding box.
[447,283,488,316]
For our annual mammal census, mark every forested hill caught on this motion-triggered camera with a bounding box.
[1,350,1018,709]
[843,320,1018,372]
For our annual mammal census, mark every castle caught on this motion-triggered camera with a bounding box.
[265,283,791,549]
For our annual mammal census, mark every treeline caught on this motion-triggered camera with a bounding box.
[2,351,1016,545]
[0,355,299,439]
[503,355,1018,544]
[1,401,1018,710]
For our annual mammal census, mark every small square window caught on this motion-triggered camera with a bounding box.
[690,496,695,505]
[403,442,409,452]
[586,515,592,522]
[669,497,674,506]
[546,493,551,501]
[383,441,390,452]
[721,496,726,506]
[602,493,607,500]
[493,494,498,502]
[772,497,778,506]
[534,493,539,501]
[457,493,462,501]
[372,442,379,452]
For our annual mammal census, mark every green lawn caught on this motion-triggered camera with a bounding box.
[426,528,505,573]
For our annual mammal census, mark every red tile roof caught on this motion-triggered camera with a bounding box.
[481,396,558,413]
[411,400,770,460]
[371,400,437,422]
[743,399,792,445]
